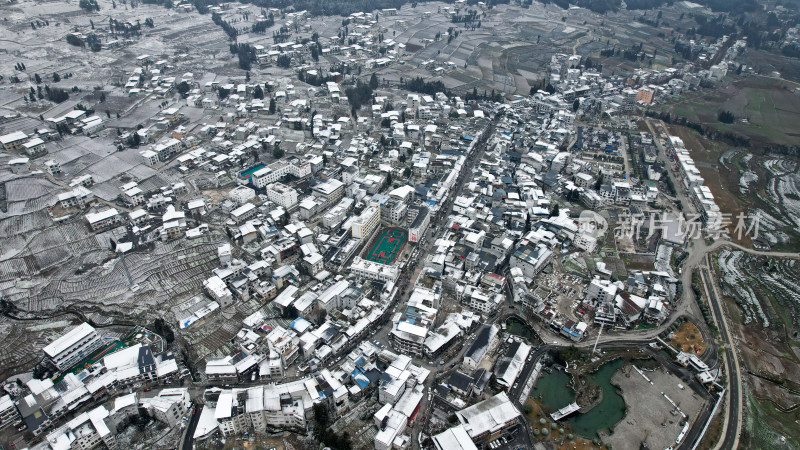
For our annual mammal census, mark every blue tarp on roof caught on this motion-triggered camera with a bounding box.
[351,368,371,388]
[290,317,312,332]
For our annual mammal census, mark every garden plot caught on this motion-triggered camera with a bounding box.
[3,232,225,323]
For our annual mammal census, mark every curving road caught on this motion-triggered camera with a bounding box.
[699,255,742,450]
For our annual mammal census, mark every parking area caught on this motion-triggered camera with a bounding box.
[535,271,588,324]
[483,422,531,450]
[604,363,705,450]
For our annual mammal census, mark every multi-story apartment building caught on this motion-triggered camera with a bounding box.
[43,323,103,371]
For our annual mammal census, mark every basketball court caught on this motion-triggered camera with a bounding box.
[365,228,407,265]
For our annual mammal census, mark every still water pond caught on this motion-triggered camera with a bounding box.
[530,358,626,439]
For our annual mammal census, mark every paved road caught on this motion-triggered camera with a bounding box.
[699,256,742,450]
[355,117,498,449]
[180,405,202,450]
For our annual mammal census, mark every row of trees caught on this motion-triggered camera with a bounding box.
[32,72,66,84]
[465,87,504,103]
[108,17,145,38]
[211,12,237,40]
[22,84,72,104]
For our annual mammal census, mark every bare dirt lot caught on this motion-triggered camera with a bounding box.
[668,321,706,355]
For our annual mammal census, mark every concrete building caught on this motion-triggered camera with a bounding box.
[204,276,234,307]
[266,182,299,208]
[43,323,103,371]
[509,244,553,279]
[455,392,520,442]
[44,405,118,450]
[462,325,498,371]
[85,208,122,232]
[433,425,478,450]
[0,131,28,152]
[0,395,21,430]
[351,203,381,239]
[312,178,345,207]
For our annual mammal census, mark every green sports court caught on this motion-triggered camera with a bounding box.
[364,228,407,265]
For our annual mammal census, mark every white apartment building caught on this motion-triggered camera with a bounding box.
[266,182,299,208]
[229,185,256,205]
[43,323,103,371]
[140,150,159,166]
[351,204,380,239]
[204,276,234,307]
[45,406,117,450]
[585,277,619,305]
[350,257,400,283]
[251,160,311,189]
[0,395,20,430]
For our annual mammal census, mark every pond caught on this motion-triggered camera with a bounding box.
[506,316,541,344]
[530,358,626,439]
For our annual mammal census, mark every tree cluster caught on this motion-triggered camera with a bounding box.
[152,318,175,344]
[177,80,192,97]
[298,69,340,87]
[717,110,736,123]
[230,43,257,71]
[344,80,373,110]
[252,13,275,33]
[44,85,70,103]
[79,0,100,11]
[276,54,292,68]
[313,403,352,450]
[108,18,144,37]
[402,77,447,96]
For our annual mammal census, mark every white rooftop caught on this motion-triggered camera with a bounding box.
[43,323,97,358]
